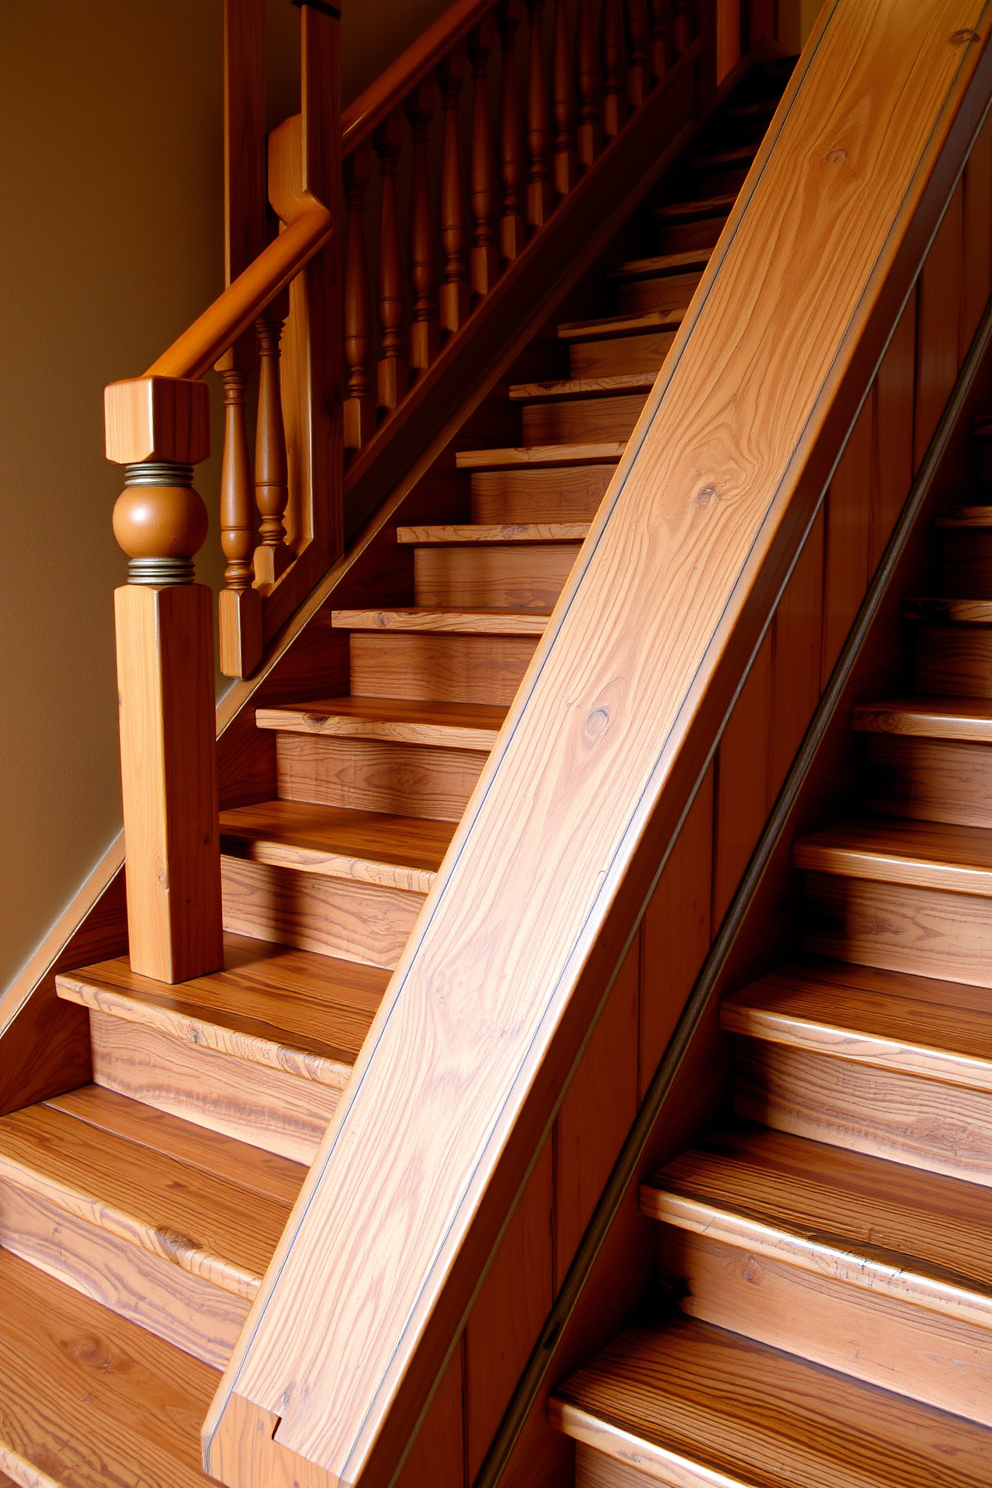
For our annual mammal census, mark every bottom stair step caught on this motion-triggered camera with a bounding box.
[550,1316,992,1488]
[0,1247,217,1488]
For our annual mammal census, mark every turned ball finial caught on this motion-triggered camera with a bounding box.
[113,462,209,585]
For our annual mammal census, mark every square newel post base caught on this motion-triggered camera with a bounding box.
[115,582,224,983]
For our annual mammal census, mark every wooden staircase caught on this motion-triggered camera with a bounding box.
[548,427,992,1482]
[0,60,794,1488]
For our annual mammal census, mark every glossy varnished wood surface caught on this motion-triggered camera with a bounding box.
[853,695,992,741]
[255,696,507,750]
[331,606,550,635]
[794,816,992,894]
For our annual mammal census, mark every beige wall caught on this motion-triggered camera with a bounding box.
[0,0,453,995]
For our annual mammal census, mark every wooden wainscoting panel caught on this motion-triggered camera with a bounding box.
[769,509,825,800]
[555,943,640,1286]
[639,768,714,1102]
[915,178,964,470]
[872,294,917,570]
[962,107,992,361]
[821,392,874,686]
[395,1341,465,1488]
[713,631,774,927]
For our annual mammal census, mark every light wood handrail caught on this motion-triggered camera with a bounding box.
[145,204,333,382]
[202,4,992,1487]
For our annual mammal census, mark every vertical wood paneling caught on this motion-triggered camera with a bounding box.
[395,1341,465,1488]
[769,508,825,802]
[821,391,874,686]
[554,943,640,1286]
[465,1137,554,1482]
[961,108,992,360]
[915,178,964,470]
[872,295,916,570]
[638,767,714,1102]
[713,628,774,927]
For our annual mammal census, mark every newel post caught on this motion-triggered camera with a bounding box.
[105,375,224,984]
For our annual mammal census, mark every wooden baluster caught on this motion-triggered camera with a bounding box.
[218,368,263,676]
[468,19,500,298]
[437,52,470,337]
[576,0,601,170]
[649,0,668,81]
[105,375,223,983]
[343,143,375,450]
[525,0,553,227]
[497,2,526,261]
[601,0,625,139]
[671,0,694,56]
[253,292,291,587]
[374,111,409,413]
[552,0,578,197]
[405,81,440,375]
[626,0,649,108]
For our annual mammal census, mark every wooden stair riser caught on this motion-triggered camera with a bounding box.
[521,394,647,446]
[915,626,992,697]
[273,733,487,822]
[470,464,615,523]
[685,163,752,195]
[656,214,728,254]
[658,1227,992,1427]
[864,735,992,828]
[941,530,992,596]
[0,1179,248,1370]
[615,271,703,317]
[222,855,422,968]
[569,329,676,378]
[803,871,992,987]
[735,1038,992,1187]
[90,1011,337,1165]
[349,631,538,705]
[412,542,580,610]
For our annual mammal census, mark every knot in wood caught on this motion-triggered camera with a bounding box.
[695,486,717,508]
[825,148,846,165]
[584,706,610,740]
[950,28,980,44]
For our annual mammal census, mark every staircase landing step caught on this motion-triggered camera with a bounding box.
[551,1317,992,1488]
[331,606,550,635]
[794,818,992,896]
[395,522,589,544]
[852,696,992,742]
[255,696,506,750]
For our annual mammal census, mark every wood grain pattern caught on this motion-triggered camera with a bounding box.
[349,632,538,704]
[256,696,507,750]
[333,606,550,635]
[871,293,916,570]
[864,733,992,828]
[915,178,964,470]
[615,271,705,317]
[413,543,579,610]
[713,629,773,926]
[568,330,676,376]
[398,523,591,543]
[852,696,992,741]
[821,392,874,685]
[470,465,615,522]
[795,816,992,895]
[508,374,656,400]
[769,508,824,800]
[394,1343,465,1488]
[455,443,627,470]
[521,395,648,445]
[275,733,488,822]
[557,309,689,340]
[961,106,992,359]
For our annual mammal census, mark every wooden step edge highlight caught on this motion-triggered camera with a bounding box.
[454,443,625,469]
[793,833,992,897]
[219,831,438,894]
[904,596,992,624]
[255,703,504,750]
[852,698,992,741]
[330,606,550,634]
[720,991,992,1092]
[547,1399,743,1488]
[395,523,590,545]
[557,309,688,340]
[507,373,656,400]
[653,191,736,220]
[0,1147,264,1302]
[608,248,713,279]
[55,972,356,1089]
[639,1185,992,1330]
[935,505,992,527]
[690,144,757,168]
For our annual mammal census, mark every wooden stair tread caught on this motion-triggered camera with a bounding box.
[44,1084,306,1207]
[691,143,757,168]
[507,372,656,400]
[551,1316,992,1488]
[729,97,777,120]
[645,1124,992,1324]
[330,605,549,634]
[557,308,688,340]
[653,191,735,220]
[58,930,386,1083]
[852,696,992,741]
[0,1101,290,1299]
[455,442,624,468]
[395,522,589,544]
[609,248,712,279]
[905,597,992,624]
[722,962,992,1090]
[0,1247,217,1488]
[936,506,992,527]
[794,817,992,895]
[255,695,507,749]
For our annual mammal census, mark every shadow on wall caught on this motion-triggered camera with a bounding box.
[0,0,456,997]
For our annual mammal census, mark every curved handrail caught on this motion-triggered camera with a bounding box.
[341,0,493,152]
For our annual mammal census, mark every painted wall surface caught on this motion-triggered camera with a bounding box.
[0,0,453,995]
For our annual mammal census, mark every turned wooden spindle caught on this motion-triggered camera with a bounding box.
[436,52,470,336]
[601,0,625,139]
[468,20,500,298]
[343,142,375,450]
[552,0,578,197]
[671,0,693,56]
[405,81,440,374]
[648,0,668,81]
[576,0,601,170]
[626,0,649,108]
[496,2,527,261]
[253,296,291,588]
[218,368,263,676]
[374,111,409,413]
[525,0,553,228]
